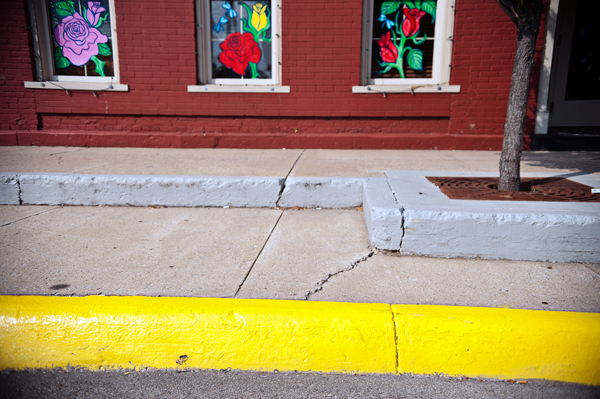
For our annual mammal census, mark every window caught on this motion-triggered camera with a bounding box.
[353,0,459,93]
[24,0,127,91]
[189,0,289,93]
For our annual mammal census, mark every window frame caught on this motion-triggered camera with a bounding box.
[353,0,460,94]
[24,0,127,91]
[188,0,289,93]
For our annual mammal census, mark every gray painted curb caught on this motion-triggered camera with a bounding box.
[3,173,284,208]
[278,177,367,208]
[2,171,598,263]
[0,175,20,205]
[386,171,600,263]
[362,178,403,251]
[0,173,367,209]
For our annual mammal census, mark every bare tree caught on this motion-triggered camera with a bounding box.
[496,0,544,191]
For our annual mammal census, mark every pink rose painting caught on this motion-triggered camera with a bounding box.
[86,1,107,27]
[54,12,107,66]
[51,0,111,76]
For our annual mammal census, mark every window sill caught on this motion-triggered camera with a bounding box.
[188,85,290,93]
[352,84,461,94]
[24,81,129,92]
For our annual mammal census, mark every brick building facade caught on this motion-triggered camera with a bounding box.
[1,0,556,150]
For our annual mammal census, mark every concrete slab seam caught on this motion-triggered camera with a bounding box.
[234,210,285,297]
[276,149,306,207]
[0,296,599,386]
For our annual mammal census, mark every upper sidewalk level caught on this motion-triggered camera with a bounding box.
[1,147,599,177]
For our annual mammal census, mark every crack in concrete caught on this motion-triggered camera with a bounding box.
[385,178,405,251]
[49,148,86,157]
[304,251,374,300]
[276,150,305,207]
[233,210,285,297]
[16,176,22,205]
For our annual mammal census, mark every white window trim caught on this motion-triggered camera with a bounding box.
[188,0,289,93]
[24,0,127,92]
[353,0,460,94]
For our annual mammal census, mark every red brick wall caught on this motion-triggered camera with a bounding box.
[0,0,38,138]
[0,0,547,149]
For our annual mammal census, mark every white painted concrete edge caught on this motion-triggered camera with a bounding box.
[386,171,600,263]
[362,178,403,251]
[278,177,367,208]
[1,171,598,263]
[1,173,286,208]
[0,173,368,209]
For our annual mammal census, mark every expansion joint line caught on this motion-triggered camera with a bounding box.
[276,149,305,207]
[0,207,61,228]
[233,210,284,297]
[390,306,400,373]
[304,251,374,300]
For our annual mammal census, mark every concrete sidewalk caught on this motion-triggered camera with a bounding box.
[1,147,599,384]
[1,205,598,311]
[1,146,599,176]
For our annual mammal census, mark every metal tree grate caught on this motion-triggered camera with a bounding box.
[426,177,600,202]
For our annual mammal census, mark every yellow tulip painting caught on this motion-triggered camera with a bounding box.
[251,3,268,32]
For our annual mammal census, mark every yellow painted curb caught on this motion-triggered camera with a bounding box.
[0,296,599,385]
[0,296,396,374]
[392,305,600,386]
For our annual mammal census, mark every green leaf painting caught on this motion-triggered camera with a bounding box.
[54,46,70,69]
[90,55,106,76]
[381,1,402,15]
[421,0,436,22]
[97,43,112,56]
[407,48,423,71]
[54,1,75,17]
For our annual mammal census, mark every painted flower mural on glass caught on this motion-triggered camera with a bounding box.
[211,1,272,79]
[218,32,262,75]
[371,0,436,79]
[49,0,114,77]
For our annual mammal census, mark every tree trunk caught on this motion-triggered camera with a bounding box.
[497,0,544,191]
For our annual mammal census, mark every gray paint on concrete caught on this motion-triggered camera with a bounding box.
[362,178,403,250]
[278,177,366,208]
[385,171,600,263]
[0,175,20,205]
[15,173,284,208]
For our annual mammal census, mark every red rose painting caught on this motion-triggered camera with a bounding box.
[218,32,262,76]
[377,31,398,63]
[402,8,427,38]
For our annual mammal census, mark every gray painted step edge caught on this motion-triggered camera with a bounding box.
[362,178,403,251]
[1,173,285,208]
[387,171,600,264]
[0,173,368,209]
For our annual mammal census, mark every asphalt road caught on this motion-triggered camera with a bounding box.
[1,369,598,399]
